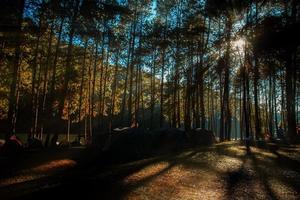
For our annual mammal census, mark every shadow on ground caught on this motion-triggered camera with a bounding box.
[1,142,300,200]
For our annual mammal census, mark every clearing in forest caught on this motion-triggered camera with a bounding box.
[1,142,300,200]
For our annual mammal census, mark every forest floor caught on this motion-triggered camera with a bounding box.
[0,141,300,200]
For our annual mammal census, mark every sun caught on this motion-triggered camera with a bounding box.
[232,38,245,53]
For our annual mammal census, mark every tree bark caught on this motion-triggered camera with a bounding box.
[6,0,25,139]
[58,0,80,118]
[285,53,297,141]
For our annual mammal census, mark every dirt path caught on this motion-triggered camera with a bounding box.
[1,142,300,200]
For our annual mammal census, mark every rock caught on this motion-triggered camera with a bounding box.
[58,140,70,148]
[189,129,216,145]
[151,128,188,153]
[27,138,43,149]
[71,140,81,146]
[100,127,213,163]
[102,128,152,162]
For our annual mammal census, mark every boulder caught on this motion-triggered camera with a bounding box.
[151,128,188,153]
[58,140,70,148]
[71,140,81,147]
[27,138,43,149]
[101,127,213,163]
[104,128,151,161]
[92,132,109,149]
[189,129,216,145]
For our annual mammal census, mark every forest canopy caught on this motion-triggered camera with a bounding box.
[0,0,299,144]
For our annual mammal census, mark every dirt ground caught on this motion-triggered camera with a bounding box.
[0,142,300,200]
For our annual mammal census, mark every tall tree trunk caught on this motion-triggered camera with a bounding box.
[269,76,274,137]
[285,53,297,141]
[273,76,279,133]
[283,0,297,142]
[30,10,44,139]
[6,0,25,139]
[120,24,133,126]
[150,51,156,129]
[48,17,64,116]
[128,18,137,126]
[101,44,110,129]
[240,86,243,140]
[58,0,80,118]
[252,45,261,141]
[264,81,269,135]
[98,31,105,128]
[87,48,92,144]
[199,73,205,129]
[184,67,192,131]
[40,21,54,141]
[33,56,43,139]
[224,18,232,141]
[234,88,238,140]
[280,70,286,131]
[109,50,119,133]
[184,43,193,131]
[91,42,98,134]
[160,48,165,128]
[243,65,250,143]
[219,73,224,141]
[199,35,205,129]
[253,0,261,140]
[134,25,143,126]
[140,68,145,127]
[77,39,88,139]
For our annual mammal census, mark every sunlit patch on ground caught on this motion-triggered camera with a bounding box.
[0,159,76,187]
[250,148,277,159]
[214,156,243,173]
[1,142,299,200]
[123,163,225,200]
[0,174,45,187]
[114,142,300,200]
[277,148,300,162]
[29,159,76,173]
[123,161,170,184]
[223,145,246,157]
[268,178,299,200]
